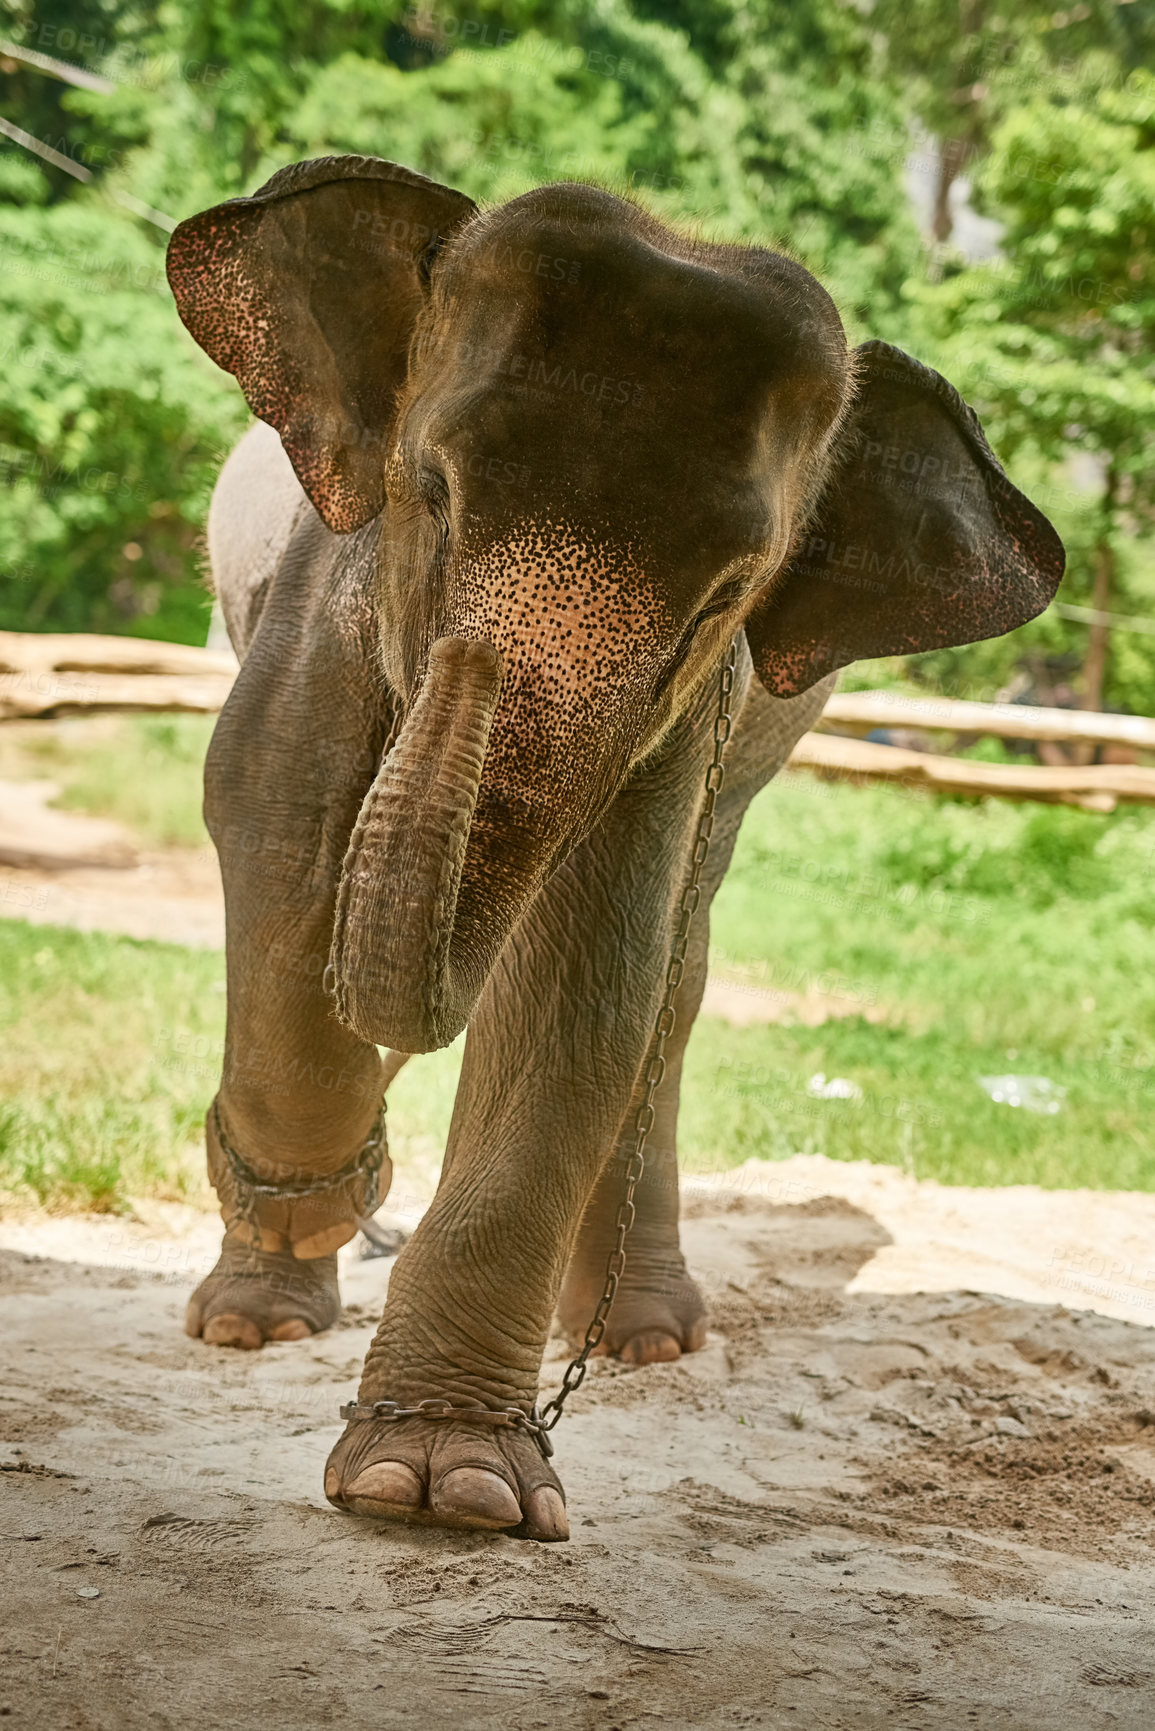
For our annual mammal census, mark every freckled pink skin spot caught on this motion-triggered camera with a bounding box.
[448,518,676,824]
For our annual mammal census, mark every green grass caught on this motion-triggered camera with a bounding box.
[3,729,1155,1210]
[684,771,1155,1191]
[0,917,466,1215]
[0,921,224,1211]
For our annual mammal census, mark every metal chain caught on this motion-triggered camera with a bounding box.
[213,1098,387,1252]
[338,1397,555,1457]
[537,636,738,1433]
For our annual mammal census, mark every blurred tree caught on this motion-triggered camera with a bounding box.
[907,64,1155,716]
[0,201,247,639]
[0,0,1150,680]
[0,0,150,195]
[282,0,920,330]
[870,0,1155,243]
[0,0,919,639]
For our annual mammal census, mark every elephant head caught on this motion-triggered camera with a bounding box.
[168,155,1063,1054]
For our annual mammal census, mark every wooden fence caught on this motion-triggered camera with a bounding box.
[819,690,1155,755]
[790,731,1155,812]
[3,630,1153,811]
[0,630,236,720]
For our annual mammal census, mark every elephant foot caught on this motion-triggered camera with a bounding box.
[185,1241,341,1349]
[324,1414,568,1541]
[558,1250,707,1365]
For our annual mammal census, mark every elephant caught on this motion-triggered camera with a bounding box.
[165,154,1063,1542]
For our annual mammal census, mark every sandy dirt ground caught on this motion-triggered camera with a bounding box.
[3,802,1155,1724]
[0,782,225,948]
[2,1163,1155,1731]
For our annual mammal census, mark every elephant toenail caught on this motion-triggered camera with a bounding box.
[324,1467,342,1504]
[522,1486,569,1543]
[269,1318,311,1341]
[622,1330,681,1366]
[432,1468,521,1528]
[202,1313,263,1350]
[345,1462,424,1511]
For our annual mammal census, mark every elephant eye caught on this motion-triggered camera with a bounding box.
[416,469,451,542]
[658,578,751,697]
[695,576,748,627]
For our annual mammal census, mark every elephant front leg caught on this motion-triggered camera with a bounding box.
[322,975,601,1541]
[187,555,395,1350]
[187,845,389,1347]
[184,919,387,1350]
[324,712,723,1538]
[322,946,614,1541]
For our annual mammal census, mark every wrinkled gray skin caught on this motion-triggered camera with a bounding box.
[169,156,1063,1542]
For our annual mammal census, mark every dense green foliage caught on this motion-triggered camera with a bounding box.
[1,0,1150,704]
[684,769,1155,1192]
[0,0,912,643]
[909,66,1155,710]
[0,202,245,639]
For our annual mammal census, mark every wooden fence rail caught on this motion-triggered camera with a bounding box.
[3,630,1155,811]
[786,731,1155,813]
[820,690,1155,754]
[0,629,238,678]
[0,670,235,721]
[0,629,237,720]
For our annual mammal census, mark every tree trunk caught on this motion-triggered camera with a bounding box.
[932,137,966,243]
[1082,543,1115,717]
[1083,472,1119,712]
[1075,468,1118,762]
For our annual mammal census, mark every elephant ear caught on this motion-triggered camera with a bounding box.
[166,155,477,533]
[745,341,1065,698]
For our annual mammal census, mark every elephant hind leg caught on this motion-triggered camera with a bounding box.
[559,1234,708,1366]
[556,747,742,1368]
[207,420,315,662]
[185,1245,341,1350]
[556,937,710,1369]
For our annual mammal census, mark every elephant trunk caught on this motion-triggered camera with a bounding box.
[330,636,504,1053]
